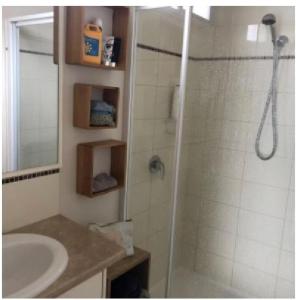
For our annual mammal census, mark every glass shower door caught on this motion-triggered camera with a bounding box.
[126,7,186,297]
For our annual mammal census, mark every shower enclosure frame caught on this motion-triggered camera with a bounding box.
[124,6,193,297]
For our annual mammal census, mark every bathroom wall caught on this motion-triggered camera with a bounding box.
[129,8,231,294]
[177,6,294,298]
[127,8,184,293]
[173,11,222,272]
[2,174,60,232]
[59,7,127,226]
[2,6,60,232]
[2,6,130,232]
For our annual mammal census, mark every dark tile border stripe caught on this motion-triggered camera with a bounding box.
[2,168,60,185]
[137,43,295,61]
[189,54,295,61]
[138,43,182,58]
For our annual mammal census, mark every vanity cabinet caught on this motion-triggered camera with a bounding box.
[58,270,106,298]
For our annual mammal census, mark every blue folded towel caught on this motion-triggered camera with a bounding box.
[90,100,116,126]
[91,100,114,114]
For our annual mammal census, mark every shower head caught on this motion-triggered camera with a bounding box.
[262,13,276,25]
[262,14,277,46]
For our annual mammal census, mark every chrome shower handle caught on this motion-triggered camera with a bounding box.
[149,155,165,179]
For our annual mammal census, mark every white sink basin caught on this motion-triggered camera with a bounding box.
[3,233,68,298]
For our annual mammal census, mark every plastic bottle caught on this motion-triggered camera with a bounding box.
[82,19,103,64]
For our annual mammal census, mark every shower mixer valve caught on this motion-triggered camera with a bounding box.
[149,155,165,179]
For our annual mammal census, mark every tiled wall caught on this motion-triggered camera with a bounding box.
[130,6,295,298]
[176,6,295,298]
[127,8,184,294]
[2,173,60,232]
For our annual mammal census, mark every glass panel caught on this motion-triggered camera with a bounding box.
[127,7,185,297]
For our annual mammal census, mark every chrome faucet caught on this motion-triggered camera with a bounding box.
[149,155,165,179]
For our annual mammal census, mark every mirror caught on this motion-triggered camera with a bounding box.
[2,7,59,174]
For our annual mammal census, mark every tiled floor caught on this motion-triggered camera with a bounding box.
[150,268,249,298]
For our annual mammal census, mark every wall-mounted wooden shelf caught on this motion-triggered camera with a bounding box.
[74,83,119,129]
[66,6,129,70]
[77,139,126,198]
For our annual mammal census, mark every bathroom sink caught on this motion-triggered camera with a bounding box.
[3,233,68,298]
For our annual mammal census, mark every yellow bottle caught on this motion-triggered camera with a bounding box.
[83,23,102,65]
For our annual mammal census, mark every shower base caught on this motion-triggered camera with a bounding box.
[150,268,248,298]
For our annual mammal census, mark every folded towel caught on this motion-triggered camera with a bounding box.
[92,172,118,192]
[91,100,115,114]
[90,111,115,126]
[90,100,116,126]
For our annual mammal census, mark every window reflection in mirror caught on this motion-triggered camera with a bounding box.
[2,7,59,173]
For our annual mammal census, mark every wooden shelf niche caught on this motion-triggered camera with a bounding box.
[66,6,129,70]
[74,83,119,129]
[106,247,150,298]
[77,140,126,198]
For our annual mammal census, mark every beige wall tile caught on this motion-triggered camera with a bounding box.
[3,174,59,232]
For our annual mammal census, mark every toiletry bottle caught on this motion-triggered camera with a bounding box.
[82,19,103,64]
[103,36,121,67]
[103,36,114,66]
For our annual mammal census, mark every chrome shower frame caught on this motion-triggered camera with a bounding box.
[124,6,193,297]
[165,6,192,296]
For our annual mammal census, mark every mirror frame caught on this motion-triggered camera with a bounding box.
[2,6,63,178]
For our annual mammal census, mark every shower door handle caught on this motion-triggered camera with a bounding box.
[149,155,165,179]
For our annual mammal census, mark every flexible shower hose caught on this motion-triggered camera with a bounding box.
[255,44,282,160]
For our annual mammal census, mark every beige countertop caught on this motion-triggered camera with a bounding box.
[9,215,126,298]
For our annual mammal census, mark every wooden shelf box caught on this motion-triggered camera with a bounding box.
[66,6,129,70]
[74,83,119,129]
[77,139,126,198]
[106,247,150,298]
